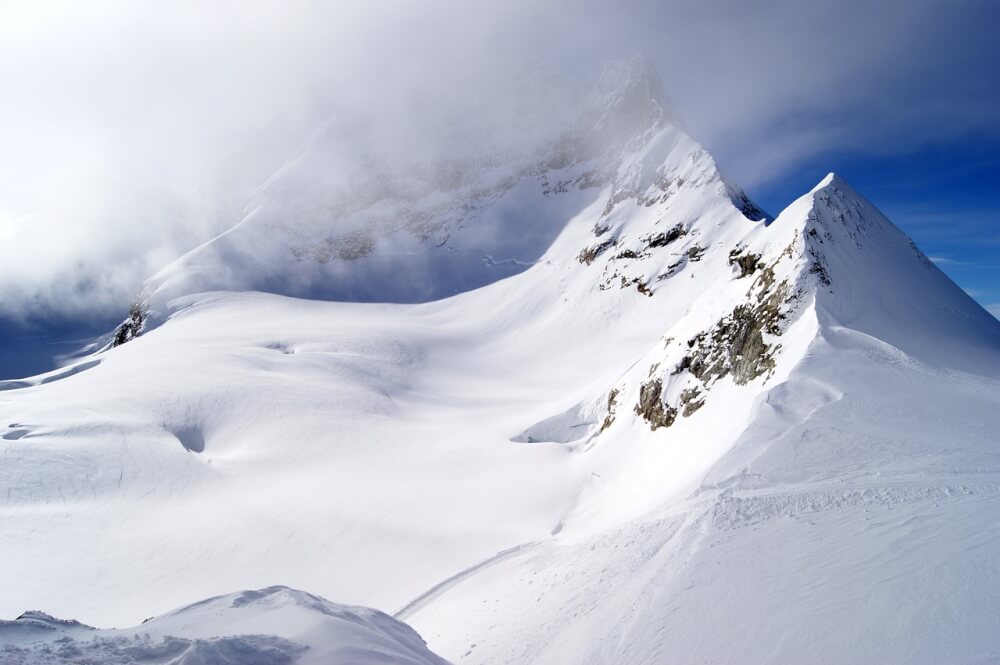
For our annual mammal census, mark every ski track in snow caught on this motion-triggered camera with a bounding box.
[705,476,1000,530]
[394,542,540,622]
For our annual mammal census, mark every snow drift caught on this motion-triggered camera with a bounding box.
[0,586,448,665]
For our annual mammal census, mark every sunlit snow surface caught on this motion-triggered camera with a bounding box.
[2,61,1000,663]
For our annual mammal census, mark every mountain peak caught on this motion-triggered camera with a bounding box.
[810,171,841,192]
[802,171,886,242]
[808,172,869,210]
[787,171,1000,372]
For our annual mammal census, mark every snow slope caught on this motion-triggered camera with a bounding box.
[2,58,1000,663]
[0,586,448,664]
[405,323,1000,664]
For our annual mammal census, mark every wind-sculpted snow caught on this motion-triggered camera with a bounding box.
[0,587,448,665]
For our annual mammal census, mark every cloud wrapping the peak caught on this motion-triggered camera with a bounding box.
[1,0,997,323]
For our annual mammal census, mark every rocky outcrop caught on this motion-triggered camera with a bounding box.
[645,224,686,249]
[112,303,147,348]
[600,389,619,431]
[631,234,806,432]
[578,238,618,265]
[634,379,677,430]
[728,248,764,279]
[675,279,791,387]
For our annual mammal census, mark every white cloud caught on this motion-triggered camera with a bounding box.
[1,0,997,323]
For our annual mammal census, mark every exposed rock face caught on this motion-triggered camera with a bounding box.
[112,303,147,348]
[685,244,707,262]
[645,224,686,249]
[633,287,796,430]
[728,248,764,279]
[731,190,769,222]
[629,228,806,432]
[635,379,677,430]
[677,280,791,387]
[578,238,618,265]
[600,389,619,431]
[678,387,704,416]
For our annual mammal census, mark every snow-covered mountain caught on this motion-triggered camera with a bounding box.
[139,56,759,314]
[2,57,1000,663]
[0,586,449,665]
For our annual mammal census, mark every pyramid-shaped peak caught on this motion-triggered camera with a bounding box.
[810,171,841,193]
[786,171,891,243]
[771,170,1000,372]
[809,172,867,200]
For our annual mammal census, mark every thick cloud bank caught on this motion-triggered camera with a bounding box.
[1,0,997,324]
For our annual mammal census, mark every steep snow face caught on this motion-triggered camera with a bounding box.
[0,586,449,665]
[800,174,1000,374]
